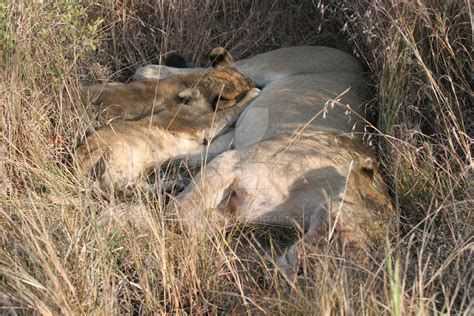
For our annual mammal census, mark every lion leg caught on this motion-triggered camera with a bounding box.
[185,130,235,166]
[76,122,203,192]
[276,195,371,276]
[76,129,154,192]
[169,150,241,234]
[277,207,328,276]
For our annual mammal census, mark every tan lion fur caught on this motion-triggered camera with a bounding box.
[82,47,254,121]
[76,48,258,192]
[157,47,394,274]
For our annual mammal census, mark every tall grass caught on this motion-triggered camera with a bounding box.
[1,0,472,314]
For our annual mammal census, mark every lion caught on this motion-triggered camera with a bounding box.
[152,47,395,274]
[76,48,259,192]
[82,47,255,121]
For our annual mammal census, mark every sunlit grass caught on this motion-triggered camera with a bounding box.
[1,0,471,314]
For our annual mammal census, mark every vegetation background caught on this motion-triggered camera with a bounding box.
[1,0,472,314]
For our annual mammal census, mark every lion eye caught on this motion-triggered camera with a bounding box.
[178,95,191,105]
[212,96,231,110]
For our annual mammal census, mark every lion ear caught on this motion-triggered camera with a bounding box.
[178,88,202,103]
[358,157,376,178]
[209,47,236,69]
[164,53,187,68]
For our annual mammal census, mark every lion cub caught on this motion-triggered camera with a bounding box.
[82,48,254,121]
[76,48,259,192]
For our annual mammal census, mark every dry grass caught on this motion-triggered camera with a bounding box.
[1,0,472,314]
